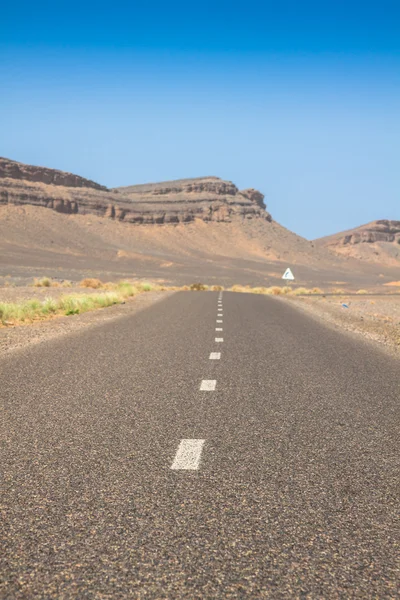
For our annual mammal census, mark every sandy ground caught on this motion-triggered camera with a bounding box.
[283,295,400,359]
[0,285,104,303]
[2,205,400,290]
[0,291,174,357]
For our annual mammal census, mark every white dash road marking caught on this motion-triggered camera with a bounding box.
[209,352,221,360]
[200,379,217,391]
[215,327,223,331]
[215,337,224,342]
[216,320,223,323]
[171,439,205,470]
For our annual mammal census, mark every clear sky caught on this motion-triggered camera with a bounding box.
[1,0,399,239]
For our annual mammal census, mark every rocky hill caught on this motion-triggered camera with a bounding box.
[0,157,271,225]
[315,220,400,265]
[1,156,399,288]
[0,157,107,191]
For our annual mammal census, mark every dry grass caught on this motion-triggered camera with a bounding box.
[33,277,52,287]
[0,276,185,326]
[32,277,74,288]
[356,289,368,294]
[227,285,324,296]
[190,283,209,291]
[0,279,162,326]
[80,278,104,289]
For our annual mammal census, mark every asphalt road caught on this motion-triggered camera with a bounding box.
[1,292,399,598]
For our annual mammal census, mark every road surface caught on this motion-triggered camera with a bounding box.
[1,292,399,597]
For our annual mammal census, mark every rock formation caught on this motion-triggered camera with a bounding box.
[315,220,400,265]
[337,221,400,245]
[316,220,400,247]
[0,157,107,190]
[0,158,271,225]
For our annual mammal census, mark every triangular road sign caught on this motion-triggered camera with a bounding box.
[282,268,295,280]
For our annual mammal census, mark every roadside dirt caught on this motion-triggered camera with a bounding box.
[283,295,400,359]
[0,285,101,303]
[0,291,174,357]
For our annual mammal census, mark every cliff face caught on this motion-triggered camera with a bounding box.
[315,220,400,265]
[317,221,400,246]
[0,157,107,191]
[337,221,400,245]
[0,158,271,225]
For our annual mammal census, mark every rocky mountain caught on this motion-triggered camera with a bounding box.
[0,157,271,225]
[315,220,400,265]
[1,156,398,288]
[0,157,106,191]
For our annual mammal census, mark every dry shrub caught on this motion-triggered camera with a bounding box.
[331,288,346,294]
[211,285,224,291]
[33,277,51,287]
[311,287,323,294]
[356,289,368,294]
[80,278,104,289]
[137,282,153,292]
[229,284,248,293]
[190,283,208,291]
[292,287,310,295]
[268,286,283,295]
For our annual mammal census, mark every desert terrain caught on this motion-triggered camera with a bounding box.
[2,158,399,599]
[1,157,399,290]
[1,156,399,356]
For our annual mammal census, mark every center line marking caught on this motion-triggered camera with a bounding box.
[216,320,223,323]
[215,337,224,342]
[171,439,205,470]
[200,379,216,391]
[209,352,221,360]
[215,327,223,331]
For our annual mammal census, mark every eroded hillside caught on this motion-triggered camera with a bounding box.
[315,220,400,266]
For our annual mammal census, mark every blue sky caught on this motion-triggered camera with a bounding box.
[1,0,399,238]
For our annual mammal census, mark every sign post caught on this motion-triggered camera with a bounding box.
[282,268,295,281]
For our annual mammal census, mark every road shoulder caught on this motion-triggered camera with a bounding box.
[0,291,175,358]
[279,294,400,360]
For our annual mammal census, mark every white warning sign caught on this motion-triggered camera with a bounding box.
[282,268,295,281]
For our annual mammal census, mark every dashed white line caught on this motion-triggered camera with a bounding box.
[171,439,205,470]
[215,327,223,331]
[215,337,224,342]
[200,379,217,391]
[209,352,221,360]
[216,320,223,323]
